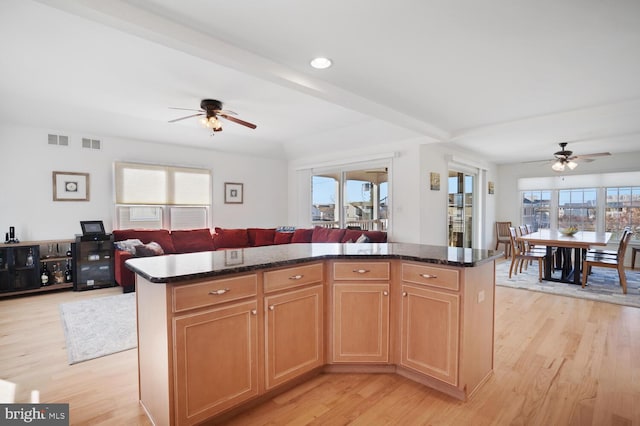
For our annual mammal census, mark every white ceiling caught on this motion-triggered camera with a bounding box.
[1,0,640,163]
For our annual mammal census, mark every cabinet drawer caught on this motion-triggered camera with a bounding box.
[333,262,389,281]
[172,274,257,312]
[264,263,323,293]
[401,263,459,291]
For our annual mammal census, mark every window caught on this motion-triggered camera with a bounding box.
[114,162,211,230]
[606,186,640,241]
[521,190,551,231]
[312,165,389,231]
[558,188,597,231]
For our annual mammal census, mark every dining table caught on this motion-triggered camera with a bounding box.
[518,229,612,284]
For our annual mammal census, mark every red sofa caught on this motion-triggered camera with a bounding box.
[113,227,387,292]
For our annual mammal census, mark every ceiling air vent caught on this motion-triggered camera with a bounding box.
[82,138,101,150]
[48,134,69,146]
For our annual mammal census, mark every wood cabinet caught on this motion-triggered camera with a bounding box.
[264,284,323,389]
[331,261,390,363]
[73,234,115,291]
[0,239,74,297]
[173,300,259,425]
[398,261,495,399]
[401,283,459,385]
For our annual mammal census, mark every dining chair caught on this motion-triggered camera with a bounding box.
[495,221,512,258]
[508,227,547,282]
[633,246,639,269]
[586,227,630,258]
[582,230,634,294]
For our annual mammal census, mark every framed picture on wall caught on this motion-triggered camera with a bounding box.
[53,171,90,201]
[488,181,495,194]
[429,172,440,191]
[224,182,244,204]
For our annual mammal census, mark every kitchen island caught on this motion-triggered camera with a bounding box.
[127,243,501,426]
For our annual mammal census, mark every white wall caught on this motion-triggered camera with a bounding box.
[0,124,288,241]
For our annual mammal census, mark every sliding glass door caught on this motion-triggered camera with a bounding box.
[448,171,474,248]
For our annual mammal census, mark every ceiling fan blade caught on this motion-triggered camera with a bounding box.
[169,107,204,112]
[219,114,257,129]
[168,113,204,123]
[574,152,611,159]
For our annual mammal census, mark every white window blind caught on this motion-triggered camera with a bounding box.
[114,162,212,230]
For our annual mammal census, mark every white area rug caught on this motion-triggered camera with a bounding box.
[59,293,137,364]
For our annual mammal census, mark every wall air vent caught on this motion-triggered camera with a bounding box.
[82,138,101,150]
[48,134,69,146]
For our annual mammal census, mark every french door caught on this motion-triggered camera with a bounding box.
[448,171,474,248]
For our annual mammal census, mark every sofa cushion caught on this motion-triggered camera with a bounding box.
[274,231,294,245]
[171,228,215,253]
[247,228,276,247]
[341,229,362,243]
[311,227,345,243]
[291,228,313,243]
[134,241,165,257]
[113,229,177,254]
[213,228,250,249]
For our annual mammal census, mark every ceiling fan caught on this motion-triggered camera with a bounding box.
[549,142,611,171]
[168,99,257,133]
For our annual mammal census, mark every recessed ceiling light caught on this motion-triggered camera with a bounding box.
[310,57,332,69]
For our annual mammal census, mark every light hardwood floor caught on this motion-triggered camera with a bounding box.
[1,282,640,425]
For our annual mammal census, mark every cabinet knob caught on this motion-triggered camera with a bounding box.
[251,309,257,315]
[269,305,275,311]
[353,269,370,274]
[383,291,388,296]
[209,288,230,296]
[402,291,408,297]
[289,274,304,280]
[419,273,437,279]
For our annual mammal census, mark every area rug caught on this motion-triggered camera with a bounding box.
[59,293,137,364]
[495,260,640,308]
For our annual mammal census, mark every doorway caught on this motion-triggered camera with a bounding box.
[448,171,474,248]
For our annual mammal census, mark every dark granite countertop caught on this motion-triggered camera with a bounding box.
[125,243,503,284]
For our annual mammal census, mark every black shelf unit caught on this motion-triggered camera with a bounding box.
[73,234,115,291]
[0,244,40,293]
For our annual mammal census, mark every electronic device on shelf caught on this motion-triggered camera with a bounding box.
[79,221,110,241]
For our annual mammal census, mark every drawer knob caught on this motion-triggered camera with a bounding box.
[289,274,304,280]
[269,305,275,311]
[383,291,388,296]
[353,269,370,274]
[251,309,257,315]
[209,288,230,296]
[402,291,408,297]
[419,273,437,279]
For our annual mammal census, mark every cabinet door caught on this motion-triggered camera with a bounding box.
[173,300,259,425]
[401,284,459,386]
[265,285,323,390]
[332,283,389,363]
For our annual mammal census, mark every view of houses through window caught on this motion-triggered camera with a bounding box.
[312,166,389,231]
[522,186,640,241]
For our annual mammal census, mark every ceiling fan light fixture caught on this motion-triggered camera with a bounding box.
[567,160,578,170]
[552,160,565,172]
[310,57,332,69]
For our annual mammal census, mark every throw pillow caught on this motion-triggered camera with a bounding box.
[341,229,363,243]
[363,230,387,243]
[134,241,165,257]
[114,238,143,254]
[247,228,276,247]
[291,228,313,243]
[355,233,370,243]
[327,228,346,243]
[311,226,332,242]
[274,231,294,244]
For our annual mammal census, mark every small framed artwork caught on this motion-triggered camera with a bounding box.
[429,172,440,191]
[224,182,244,204]
[225,249,244,266]
[53,171,90,201]
[488,181,495,195]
